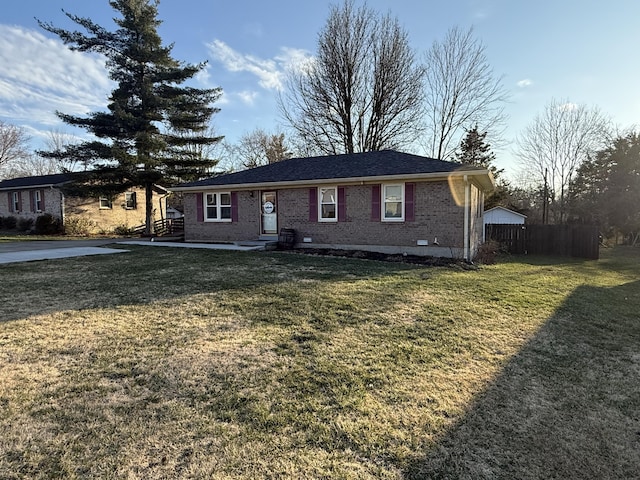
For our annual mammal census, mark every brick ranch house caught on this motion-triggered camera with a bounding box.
[0,173,167,233]
[171,150,495,260]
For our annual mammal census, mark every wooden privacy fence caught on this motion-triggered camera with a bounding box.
[485,224,600,259]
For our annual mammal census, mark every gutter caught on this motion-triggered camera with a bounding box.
[170,169,494,193]
[0,182,68,192]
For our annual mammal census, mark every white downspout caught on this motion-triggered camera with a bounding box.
[58,187,65,229]
[463,175,470,261]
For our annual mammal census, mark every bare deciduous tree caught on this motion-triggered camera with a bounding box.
[228,129,293,170]
[279,0,424,155]
[423,26,509,160]
[6,154,60,178]
[43,128,83,171]
[0,121,31,177]
[516,99,610,224]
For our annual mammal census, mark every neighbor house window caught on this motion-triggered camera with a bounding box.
[12,192,20,212]
[205,192,232,221]
[99,197,112,209]
[382,184,404,221]
[124,192,137,209]
[319,187,337,222]
[34,190,43,212]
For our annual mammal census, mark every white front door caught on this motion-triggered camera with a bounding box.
[261,191,277,235]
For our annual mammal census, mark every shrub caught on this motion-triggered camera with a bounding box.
[17,218,34,232]
[64,217,96,236]
[3,216,17,230]
[475,240,501,265]
[113,224,135,236]
[35,214,63,235]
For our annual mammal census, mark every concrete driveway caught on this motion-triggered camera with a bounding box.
[0,238,126,265]
[0,238,120,253]
[0,238,265,264]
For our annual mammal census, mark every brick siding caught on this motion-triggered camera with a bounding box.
[184,180,472,255]
[0,186,163,233]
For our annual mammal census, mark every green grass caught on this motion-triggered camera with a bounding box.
[0,246,638,479]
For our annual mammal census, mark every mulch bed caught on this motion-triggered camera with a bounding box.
[283,247,476,268]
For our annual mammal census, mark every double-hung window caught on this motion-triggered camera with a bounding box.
[205,192,232,221]
[12,192,20,212]
[34,190,42,212]
[319,187,337,222]
[124,192,137,209]
[382,184,404,221]
[99,197,112,209]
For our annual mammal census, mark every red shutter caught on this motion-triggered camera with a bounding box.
[30,191,35,213]
[17,192,22,212]
[309,188,318,222]
[231,192,238,222]
[371,184,381,221]
[196,192,204,222]
[337,186,346,222]
[7,192,12,213]
[40,189,45,211]
[405,183,415,222]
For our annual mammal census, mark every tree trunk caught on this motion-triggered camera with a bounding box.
[145,182,154,236]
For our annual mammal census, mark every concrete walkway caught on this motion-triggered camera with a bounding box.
[0,238,266,265]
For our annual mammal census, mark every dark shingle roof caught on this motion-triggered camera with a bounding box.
[177,150,485,189]
[0,173,74,190]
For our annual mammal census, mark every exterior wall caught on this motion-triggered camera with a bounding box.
[184,180,472,257]
[468,183,485,259]
[184,190,261,242]
[1,186,163,233]
[65,187,162,233]
[0,188,63,221]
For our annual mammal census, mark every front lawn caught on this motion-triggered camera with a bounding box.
[0,246,638,479]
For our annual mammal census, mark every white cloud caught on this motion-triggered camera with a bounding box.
[195,64,211,85]
[206,39,314,91]
[237,90,259,106]
[0,25,112,126]
[517,79,533,88]
[276,47,316,75]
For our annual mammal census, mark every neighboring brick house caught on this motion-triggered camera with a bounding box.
[171,150,495,260]
[0,173,167,233]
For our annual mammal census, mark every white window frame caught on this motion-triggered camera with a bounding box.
[99,197,112,209]
[124,192,137,209]
[12,192,20,212]
[204,192,232,222]
[382,183,405,222]
[34,190,42,212]
[318,186,338,222]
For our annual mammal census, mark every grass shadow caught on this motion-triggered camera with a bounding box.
[405,279,640,479]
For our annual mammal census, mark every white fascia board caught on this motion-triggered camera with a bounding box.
[0,183,63,191]
[170,169,493,193]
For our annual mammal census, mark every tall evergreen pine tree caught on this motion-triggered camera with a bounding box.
[38,0,222,234]
[455,126,501,176]
[455,126,509,209]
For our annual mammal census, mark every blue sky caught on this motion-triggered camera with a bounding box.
[1,0,639,177]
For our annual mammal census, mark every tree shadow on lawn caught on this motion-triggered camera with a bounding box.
[405,279,640,480]
[0,245,425,323]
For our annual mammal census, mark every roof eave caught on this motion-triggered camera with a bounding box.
[0,182,69,192]
[170,169,494,193]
